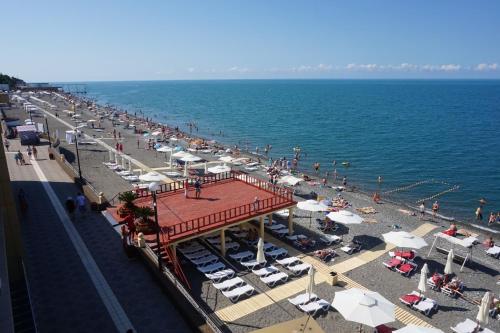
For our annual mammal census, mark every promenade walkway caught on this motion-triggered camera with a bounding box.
[5,138,190,332]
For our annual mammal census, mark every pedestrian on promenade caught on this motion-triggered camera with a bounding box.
[119,143,123,153]
[118,132,121,139]
[4,139,9,151]
[32,146,38,160]
[27,146,32,160]
[476,205,483,221]
[17,151,26,166]
[432,201,439,218]
[115,142,119,151]
[419,202,425,220]
[113,129,116,139]
[76,192,86,217]
[65,196,76,220]
[14,151,20,165]
[194,178,201,199]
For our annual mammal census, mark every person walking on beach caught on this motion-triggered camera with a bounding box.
[432,201,439,218]
[419,202,425,220]
[17,151,26,166]
[137,138,140,149]
[119,143,123,153]
[4,139,9,151]
[194,178,201,199]
[32,146,38,160]
[113,129,117,139]
[476,205,483,221]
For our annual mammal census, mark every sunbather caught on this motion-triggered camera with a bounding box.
[314,249,335,261]
[442,223,457,237]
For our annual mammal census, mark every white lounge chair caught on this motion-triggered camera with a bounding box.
[252,265,279,277]
[213,277,246,291]
[183,250,211,260]
[276,257,300,267]
[412,298,438,316]
[260,272,289,287]
[240,260,267,270]
[123,175,140,182]
[273,228,290,237]
[320,234,342,245]
[451,318,494,333]
[288,293,318,306]
[229,251,254,262]
[215,242,240,252]
[197,262,226,274]
[255,242,278,251]
[191,255,219,267]
[285,234,307,242]
[486,245,500,259]
[265,248,288,259]
[116,170,133,176]
[222,284,255,302]
[266,224,285,231]
[287,263,312,276]
[205,269,235,282]
[298,299,330,315]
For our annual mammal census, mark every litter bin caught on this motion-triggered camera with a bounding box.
[330,271,338,286]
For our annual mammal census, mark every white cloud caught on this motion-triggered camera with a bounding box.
[475,63,499,71]
[290,64,333,73]
[346,63,378,71]
[228,66,250,73]
[439,64,461,72]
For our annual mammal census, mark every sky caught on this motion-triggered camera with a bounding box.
[1,0,500,82]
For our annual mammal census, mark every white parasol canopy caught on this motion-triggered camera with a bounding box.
[207,165,231,174]
[418,263,429,294]
[332,288,395,328]
[476,291,492,325]
[180,154,202,162]
[256,238,266,263]
[139,172,166,182]
[306,266,315,300]
[326,210,363,225]
[444,249,454,275]
[219,156,234,163]
[172,150,188,158]
[382,231,428,249]
[157,146,174,153]
[297,200,329,212]
[278,175,303,186]
[394,325,444,333]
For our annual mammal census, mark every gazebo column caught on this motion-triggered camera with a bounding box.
[128,159,132,172]
[121,155,126,169]
[259,216,265,240]
[109,150,113,162]
[288,207,294,235]
[114,151,119,164]
[220,229,226,256]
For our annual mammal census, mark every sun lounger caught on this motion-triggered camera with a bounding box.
[179,245,205,254]
[340,242,362,255]
[116,170,133,176]
[412,298,438,316]
[260,272,289,287]
[266,224,285,231]
[190,255,219,267]
[205,269,235,282]
[258,242,278,251]
[265,248,288,259]
[222,284,255,302]
[252,265,279,277]
[183,250,211,260]
[389,250,416,260]
[450,318,494,333]
[240,260,267,270]
[285,234,307,242]
[123,175,139,182]
[294,239,316,250]
[288,293,318,306]
[215,242,240,252]
[276,257,300,267]
[314,249,337,262]
[442,279,464,297]
[395,262,417,276]
[383,257,403,270]
[197,262,226,274]
[287,263,311,276]
[226,249,252,261]
[213,277,246,291]
[399,291,423,306]
[273,228,290,237]
[297,299,330,316]
[486,245,500,259]
[320,234,342,245]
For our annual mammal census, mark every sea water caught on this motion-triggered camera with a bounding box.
[80,79,500,224]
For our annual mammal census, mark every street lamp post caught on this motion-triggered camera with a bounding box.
[149,182,162,272]
[74,129,83,186]
[44,115,52,147]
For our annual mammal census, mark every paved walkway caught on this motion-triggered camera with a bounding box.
[6,138,191,332]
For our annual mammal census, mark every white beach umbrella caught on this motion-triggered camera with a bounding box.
[476,291,492,326]
[297,200,329,227]
[181,154,202,176]
[326,210,363,225]
[394,325,444,333]
[172,150,188,158]
[219,156,234,163]
[306,266,315,300]
[382,231,428,249]
[332,288,395,328]
[444,249,454,275]
[256,238,265,263]
[418,263,429,294]
[277,175,303,186]
[139,171,165,182]
[157,146,173,153]
[207,165,231,174]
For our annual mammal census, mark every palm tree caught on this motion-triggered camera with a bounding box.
[134,206,156,234]
[117,191,137,218]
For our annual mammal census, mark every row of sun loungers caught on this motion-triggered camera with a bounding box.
[103,162,139,182]
[383,256,418,276]
[427,274,464,297]
[287,292,331,316]
[399,291,438,316]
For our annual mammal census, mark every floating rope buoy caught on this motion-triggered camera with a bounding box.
[415,185,460,204]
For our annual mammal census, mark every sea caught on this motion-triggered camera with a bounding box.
[76,79,500,225]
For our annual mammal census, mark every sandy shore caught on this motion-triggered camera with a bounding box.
[8,92,499,333]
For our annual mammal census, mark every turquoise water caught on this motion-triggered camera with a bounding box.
[81,80,500,223]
